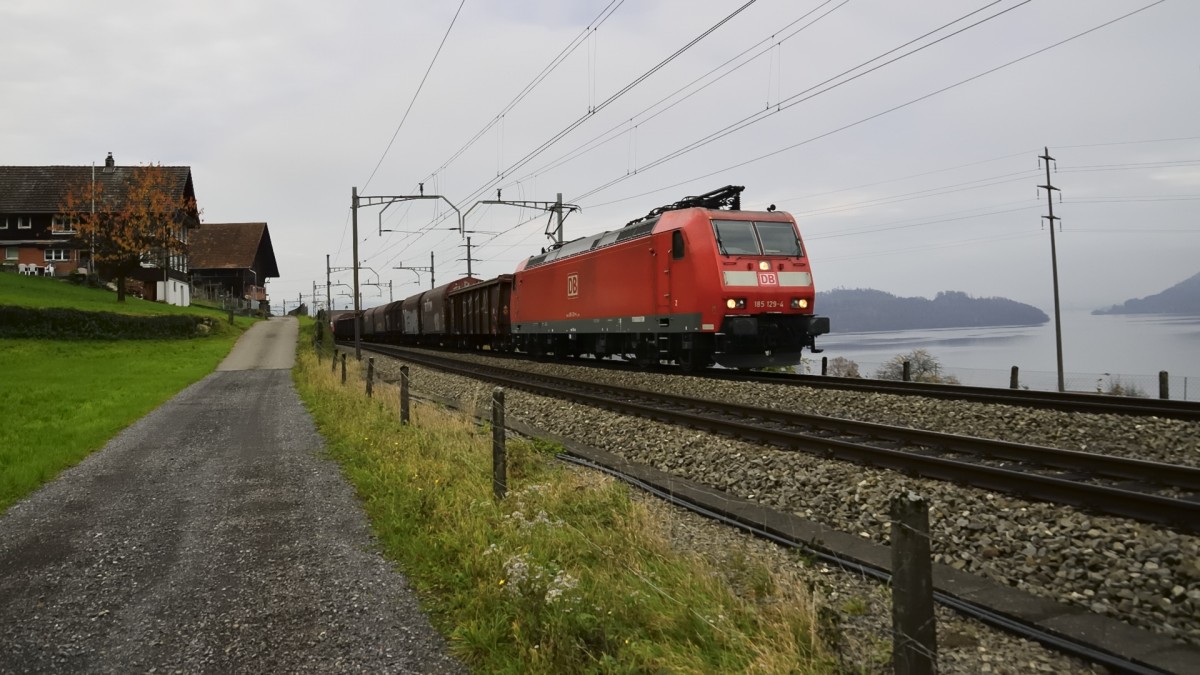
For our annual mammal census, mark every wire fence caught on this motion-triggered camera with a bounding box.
[806,357,1198,401]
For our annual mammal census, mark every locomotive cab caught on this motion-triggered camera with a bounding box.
[706,215,829,368]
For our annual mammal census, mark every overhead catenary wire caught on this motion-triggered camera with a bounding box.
[367,1,1177,293]
[570,0,1170,209]
[418,0,628,187]
[361,0,468,193]
[571,0,1035,203]
[508,0,850,186]
[391,0,982,261]
[374,1,762,267]
[452,0,760,207]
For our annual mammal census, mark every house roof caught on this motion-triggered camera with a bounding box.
[189,222,280,278]
[0,161,195,213]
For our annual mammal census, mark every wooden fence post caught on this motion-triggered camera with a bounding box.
[1159,371,1170,400]
[1010,366,1020,389]
[902,361,912,382]
[821,356,828,376]
[492,387,507,501]
[400,365,411,425]
[340,353,347,385]
[366,357,374,398]
[891,493,937,675]
[331,349,338,373]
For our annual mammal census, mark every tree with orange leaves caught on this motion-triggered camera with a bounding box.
[59,163,200,302]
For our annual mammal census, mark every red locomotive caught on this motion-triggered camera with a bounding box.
[510,185,827,369]
[337,186,829,370]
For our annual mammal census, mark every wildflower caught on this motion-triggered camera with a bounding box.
[499,579,506,586]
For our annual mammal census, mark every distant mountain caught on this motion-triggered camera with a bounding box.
[816,288,1049,333]
[1092,271,1200,316]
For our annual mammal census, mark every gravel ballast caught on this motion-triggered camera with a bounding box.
[369,348,1200,657]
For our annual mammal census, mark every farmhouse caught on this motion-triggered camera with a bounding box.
[0,153,198,305]
[189,222,280,313]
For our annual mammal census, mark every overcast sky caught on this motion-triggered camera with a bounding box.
[4,0,1198,314]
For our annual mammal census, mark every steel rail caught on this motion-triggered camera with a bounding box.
[362,344,1200,533]
[707,369,1200,421]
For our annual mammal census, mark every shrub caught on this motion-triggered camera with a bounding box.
[875,348,960,384]
[0,305,212,339]
[1096,375,1147,398]
[825,356,861,378]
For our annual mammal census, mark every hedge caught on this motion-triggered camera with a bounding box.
[0,306,214,340]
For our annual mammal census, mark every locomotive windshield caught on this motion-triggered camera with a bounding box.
[712,219,803,257]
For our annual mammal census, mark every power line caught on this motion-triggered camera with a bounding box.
[478,0,759,194]
[1059,159,1200,173]
[572,0,1169,208]
[572,0,1034,202]
[788,171,1038,219]
[385,0,761,256]
[418,0,627,185]
[361,0,468,192]
[805,203,1040,241]
[509,0,849,185]
[424,1,1026,254]
[820,230,1039,263]
[1058,134,1200,150]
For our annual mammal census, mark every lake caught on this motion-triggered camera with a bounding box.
[813,310,1200,401]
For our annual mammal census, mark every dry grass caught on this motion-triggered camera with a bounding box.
[294,339,835,674]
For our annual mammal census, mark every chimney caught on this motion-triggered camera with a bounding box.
[103,152,115,173]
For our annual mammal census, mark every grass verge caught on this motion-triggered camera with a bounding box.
[293,336,833,673]
[0,333,243,513]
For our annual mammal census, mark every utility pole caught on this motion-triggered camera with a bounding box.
[461,190,580,248]
[554,192,564,246]
[373,184,465,235]
[325,254,332,314]
[395,252,435,289]
[460,237,477,278]
[1038,147,1065,393]
[352,187,361,360]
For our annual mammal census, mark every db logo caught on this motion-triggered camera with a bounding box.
[567,273,580,298]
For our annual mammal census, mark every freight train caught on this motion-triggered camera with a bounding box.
[334,185,829,370]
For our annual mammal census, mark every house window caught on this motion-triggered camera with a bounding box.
[45,249,71,262]
[16,216,32,230]
[51,216,78,234]
[0,218,7,229]
[5,247,17,260]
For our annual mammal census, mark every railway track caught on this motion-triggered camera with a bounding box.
[344,343,1196,674]
[356,343,1200,534]
[344,339,1200,420]
[716,368,1200,422]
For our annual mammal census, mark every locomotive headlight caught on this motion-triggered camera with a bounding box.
[791,298,808,309]
[758,260,770,271]
[726,298,746,309]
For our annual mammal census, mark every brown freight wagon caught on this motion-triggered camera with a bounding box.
[448,274,514,351]
[418,277,481,345]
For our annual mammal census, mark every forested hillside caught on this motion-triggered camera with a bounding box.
[1093,271,1200,315]
[817,288,1049,333]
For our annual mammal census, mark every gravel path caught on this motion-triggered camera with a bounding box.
[0,321,464,673]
